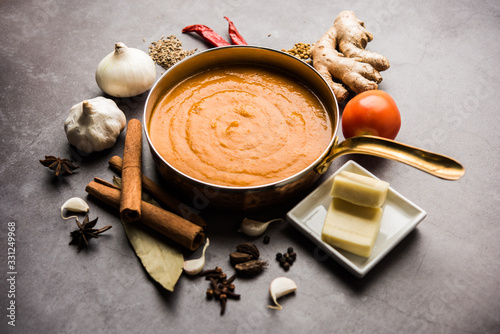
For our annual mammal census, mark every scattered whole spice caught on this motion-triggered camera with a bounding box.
[236,242,260,259]
[229,251,253,265]
[200,267,240,315]
[282,42,312,60]
[148,35,197,70]
[234,260,267,276]
[69,215,112,252]
[40,156,79,177]
[230,242,267,276]
[276,247,297,271]
[199,266,222,276]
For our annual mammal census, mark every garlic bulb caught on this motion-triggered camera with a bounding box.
[95,42,156,97]
[267,277,297,310]
[64,97,126,153]
[61,197,89,220]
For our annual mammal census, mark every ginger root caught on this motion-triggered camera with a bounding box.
[311,11,390,102]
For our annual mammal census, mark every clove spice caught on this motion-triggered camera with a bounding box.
[200,267,240,315]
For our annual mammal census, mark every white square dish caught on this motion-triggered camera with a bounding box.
[286,160,427,278]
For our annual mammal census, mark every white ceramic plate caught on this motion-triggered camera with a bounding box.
[286,160,427,278]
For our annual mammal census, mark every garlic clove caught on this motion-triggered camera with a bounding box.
[267,277,297,310]
[240,218,283,237]
[61,197,90,220]
[183,238,210,275]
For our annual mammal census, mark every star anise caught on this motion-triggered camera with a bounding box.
[40,155,79,176]
[69,215,112,252]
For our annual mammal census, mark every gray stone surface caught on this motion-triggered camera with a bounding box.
[1,0,499,333]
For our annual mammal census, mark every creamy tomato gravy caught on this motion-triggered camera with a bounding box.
[148,64,332,187]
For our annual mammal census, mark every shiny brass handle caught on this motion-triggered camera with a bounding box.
[315,135,465,180]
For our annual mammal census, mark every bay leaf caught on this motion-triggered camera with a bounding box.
[114,176,184,292]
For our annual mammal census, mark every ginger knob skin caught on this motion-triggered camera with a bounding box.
[311,11,390,102]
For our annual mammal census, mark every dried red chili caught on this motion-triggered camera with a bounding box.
[182,24,230,47]
[224,17,248,45]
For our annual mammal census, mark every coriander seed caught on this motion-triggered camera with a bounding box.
[148,35,196,70]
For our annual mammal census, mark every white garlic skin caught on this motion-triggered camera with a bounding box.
[61,197,90,220]
[95,42,156,97]
[267,277,297,310]
[64,97,126,153]
[183,238,210,275]
[240,218,283,237]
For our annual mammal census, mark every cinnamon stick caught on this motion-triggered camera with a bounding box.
[120,119,142,223]
[109,155,207,228]
[86,179,205,251]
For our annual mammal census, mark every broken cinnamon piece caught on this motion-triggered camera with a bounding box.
[120,119,142,223]
[86,179,205,251]
[108,155,207,228]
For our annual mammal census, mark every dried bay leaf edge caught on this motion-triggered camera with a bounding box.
[114,176,184,292]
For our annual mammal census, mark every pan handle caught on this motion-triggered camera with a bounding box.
[315,135,465,180]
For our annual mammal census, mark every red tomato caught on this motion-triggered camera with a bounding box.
[341,90,401,140]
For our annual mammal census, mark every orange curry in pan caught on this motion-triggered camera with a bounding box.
[149,64,332,187]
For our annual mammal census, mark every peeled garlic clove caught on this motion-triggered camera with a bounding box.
[61,197,90,220]
[240,218,283,237]
[183,238,210,275]
[267,277,297,310]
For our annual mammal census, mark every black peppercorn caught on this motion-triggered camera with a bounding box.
[276,252,283,260]
[263,235,270,244]
[287,247,294,253]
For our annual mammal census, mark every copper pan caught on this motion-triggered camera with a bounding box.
[144,46,464,211]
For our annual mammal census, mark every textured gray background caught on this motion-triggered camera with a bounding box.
[1,0,499,333]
